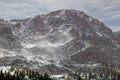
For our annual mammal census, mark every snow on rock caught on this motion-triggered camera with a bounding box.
[81,42,91,51]
[51,74,64,79]
[74,63,101,69]
[0,9,119,74]
[96,31,102,37]
[21,35,73,48]
[0,49,16,57]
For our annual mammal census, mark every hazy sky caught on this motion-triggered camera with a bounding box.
[0,0,120,32]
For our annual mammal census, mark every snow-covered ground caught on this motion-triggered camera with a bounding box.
[0,66,11,73]
[51,74,66,80]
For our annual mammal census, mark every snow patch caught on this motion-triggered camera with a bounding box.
[51,74,64,78]
[81,42,91,51]
[0,49,16,57]
[96,32,102,37]
[75,63,101,68]
[0,66,11,73]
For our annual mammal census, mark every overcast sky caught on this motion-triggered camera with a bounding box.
[0,0,120,32]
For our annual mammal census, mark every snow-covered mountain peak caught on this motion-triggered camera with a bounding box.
[0,9,120,74]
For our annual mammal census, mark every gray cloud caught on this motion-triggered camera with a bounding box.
[0,0,119,31]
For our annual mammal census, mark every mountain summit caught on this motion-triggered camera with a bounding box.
[0,9,119,74]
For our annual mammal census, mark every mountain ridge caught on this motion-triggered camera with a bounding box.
[0,9,119,74]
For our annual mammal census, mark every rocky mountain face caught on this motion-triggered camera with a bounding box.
[114,31,120,43]
[0,9,120,74]
[0,19,21,57]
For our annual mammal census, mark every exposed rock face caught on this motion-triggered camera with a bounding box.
[114,31,120,43]
[0,19,21,57]
[0,9,119,74]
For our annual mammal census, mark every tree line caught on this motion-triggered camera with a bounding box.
[0,68,56,80]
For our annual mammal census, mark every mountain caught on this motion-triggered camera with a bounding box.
[114,31,120,43]
[0,9,120,74]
